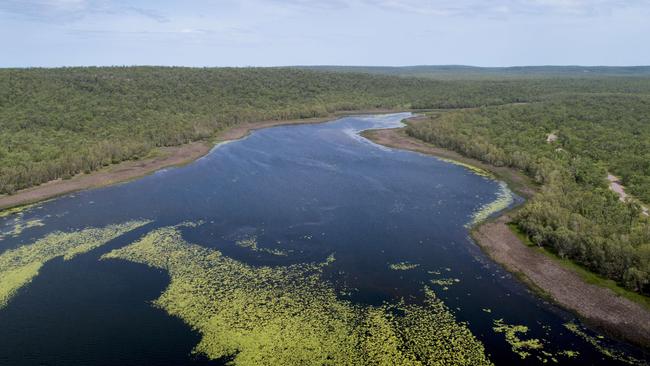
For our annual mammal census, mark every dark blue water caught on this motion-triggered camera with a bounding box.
[0,113,647,365]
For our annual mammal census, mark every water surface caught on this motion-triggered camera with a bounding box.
[0,113,646,365]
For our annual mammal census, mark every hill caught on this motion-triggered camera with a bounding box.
[298,65,650,79]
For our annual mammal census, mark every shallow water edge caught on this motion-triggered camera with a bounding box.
[362,116,650,352]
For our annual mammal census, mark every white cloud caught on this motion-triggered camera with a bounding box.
[361,0,648,17]
[2,0,647,26]
[1,0,648,67]
[0,0,169,23]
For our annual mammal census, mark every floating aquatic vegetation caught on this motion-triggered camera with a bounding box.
[493,319,580,363]
[493,319,543,359]
[178,220,205,228]
[103,226,493,365]
[430,278,460,287]
[235,235,288,256]
[468,182,514,227]
[0,203,41,219]
[0,220,150,308]
[0,203,49,241]
[0,214,45,241]
[564,322,643,365]
[557,350,579,358]
[436,157,492,178]
[389,262,420,271]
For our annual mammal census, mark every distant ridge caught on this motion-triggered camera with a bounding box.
[296,65,650,79]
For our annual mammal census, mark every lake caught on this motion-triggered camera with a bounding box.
[0,113,646,365]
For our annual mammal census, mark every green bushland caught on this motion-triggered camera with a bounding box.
[406,94,650,295]
[103,225,493,365]
[4,67,650,195]
[508,223,650,310]
[0,220,149,308]
[299,65,650,80]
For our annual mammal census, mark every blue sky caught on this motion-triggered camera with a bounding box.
[1,0,649,67]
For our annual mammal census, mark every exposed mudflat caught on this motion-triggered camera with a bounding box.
[2,113,647,365]
[474,215,650,348]
[361,124,536,199]
[0,141,211,211]
[0,112,392,211]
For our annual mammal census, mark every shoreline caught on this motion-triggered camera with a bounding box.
[362,118,650,350]
[4,110,650,348]
[0,109,405,212]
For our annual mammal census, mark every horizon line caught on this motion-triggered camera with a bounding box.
[2,64,650,69]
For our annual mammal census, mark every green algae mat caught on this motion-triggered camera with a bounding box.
[1,114,646,365]
[0,220,150,308]
[102,224,493,365]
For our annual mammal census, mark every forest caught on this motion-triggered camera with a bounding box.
[0,67,530,194]
[2,67,650,296]
[300,65,650,79]
[406,93,650,295]
[3,67,650,196]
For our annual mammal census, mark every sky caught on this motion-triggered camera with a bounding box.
[1,0,649,67]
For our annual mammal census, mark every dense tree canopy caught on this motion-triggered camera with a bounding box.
[3,67,650,196]
[0,67,520,194]
[407,94,650,295]
[2,67,650,296]
[300,65,650,80]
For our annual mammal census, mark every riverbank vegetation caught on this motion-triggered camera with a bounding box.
[3,67,650,297]
[3,67,650,195]
[406,93,650,295]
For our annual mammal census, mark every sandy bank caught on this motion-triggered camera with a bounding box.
[361,121,536,199]
[363,118,650,349]
[0,110,400,211]
[474,215,650,348]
